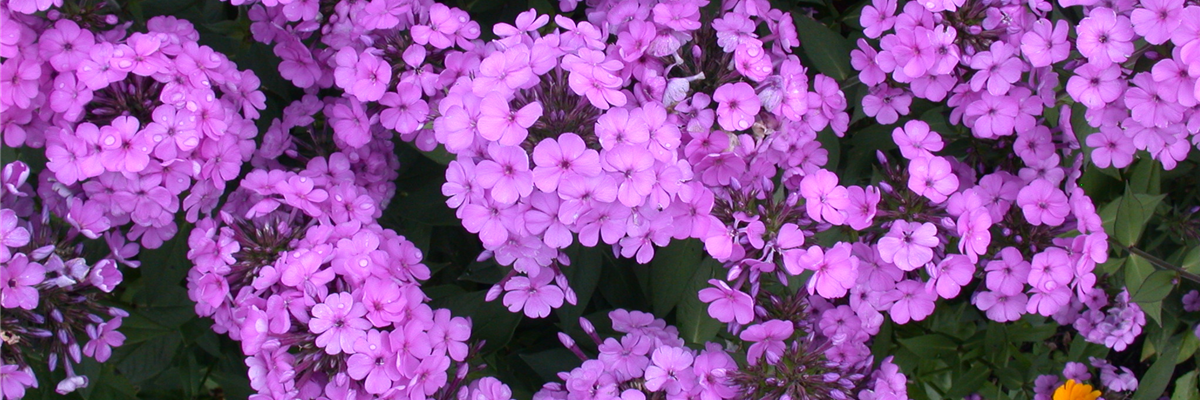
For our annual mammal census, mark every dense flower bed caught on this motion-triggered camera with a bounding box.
[2,0,1200,399]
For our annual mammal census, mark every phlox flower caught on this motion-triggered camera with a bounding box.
[1028,248,1074,292]
[1076,8,1135,67]
[503,272,564,318]
[969,42,1024,96]
[985,247,1030,296]
[603,144,656,207]
[83,318,125,363]
[98,116,152,173]
[784,243,859,299]
[644,347,696,395]
[698,279,755,325]
[309,292,371,355]
[1016,179,1070,226]
[928,255,974,299]
[882,280,936,324]
[799,169,849,225]
[1021,19,1070,67]
[380,83,430,134]
[877,221,938,271]
[973,290,1028,322]
[906,156,958,204]
[476,144,534,205]
[892,120,943,159]
[1,254,44,310]
[713,82,761,132]
[739,320,793,365]
[1067,64,1124,109]
[347,330,401,394]
[478,94,542,146]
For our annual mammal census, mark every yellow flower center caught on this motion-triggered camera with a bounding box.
[1052,379,1102,400]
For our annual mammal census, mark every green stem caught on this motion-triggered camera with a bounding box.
[1110,239,1200,284]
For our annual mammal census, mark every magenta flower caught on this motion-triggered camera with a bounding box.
[1132,0,1183,44]
[877,221,938,271]
[532,133,602,192]
[110,33,167,76]
[644,347,696,395]
[784,243,859,299]
[1028,248,1074,292]
[892,120,943,159]
[862,85,911,124]
[799,169,849,225]
[460,198,517,248]
[347,330,401,394]
[0,365,35,400]
[98,116,152,173]
[969,42,1024,96]
[476,143,534,205]
[1076,8,1135,67]
[309,292,370,355]
[41,19,97,70]
[713,82,762,132]
[882,280,936,324]
[739,320,793,365]
[1086,127,1136,168]
[1,254,44,310]
[698,279,754,324]
[860,0,896,38]
[929,255,974,299]
[1020,19,1070,67]
[964,93,1019,138]
[906,156,958,204]
[973,290,1028,322]
[845,185,880,231]
[502,272,564,318]
[83,318,126,362]
[475,46,535,94]
[0,209,30,263]
[478,94,542,146]
[1066,64,1124,108]
[1016,179,1070,226]
[603,144,656,207]
[380,83,430,134]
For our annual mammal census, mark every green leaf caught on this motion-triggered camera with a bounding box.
[1133,341,1178,400]
[1182,246,1200,275]
[1132,270,1175,303]
[650,239,707,315]
[946,364,990,399]
[898,334,959,358]
[430,290,522,353]
[115,329,182,383]
[791,14,853,80]
[675,258,724,344]
[1125,255,1156,295]
[1128,158,1162,195]
[1171,371,1199,400]
[1115,190,1148,247]
[1141,301,1164,327]
[78,359,139,400]
[519,348,582,383]
[1070,102,1101,166]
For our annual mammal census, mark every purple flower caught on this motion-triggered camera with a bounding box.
[907,156,958,204]
[478,94,542,146]
[799,169,849,225]
[1016,179,1070,226]
[98,116,152,173]
[784,243,859,299]
[713,82,762,132]
[973,290,1027,322]
[309,292,370,355]
[603,144,656,207]
[532,133,602,193]
[347,330,401,394]
[985,247,1030,296]
[698,279,754,324]
[877,220,938,271]
[503,272,564,318]
[882,279,936,324]
[929,255,974,299]
[1020,19,1070,67]
[1,254,44,310]
[644,346,696,394]
[1076,8,1135,67]
[739,320,793,365]
[83,318,126,362]
[1131,0,1183,45]
[476,143,534,205]
[0,209,31,263]
[892,120,943,159]
[969,42,1024,96]
[380,83,430,134]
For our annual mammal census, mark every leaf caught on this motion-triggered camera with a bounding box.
[898,334,959,358]
[946,364,990,399]
[430,290,522,353]
[115,330,182,383]
[78,359,139,400]
[519,348,582,383]
[1171,371,1199,400]
[675,258,724,344]
[1182,247,1200,275]
[650,239,707,315]
[1133,341,1178,400]
[791,14,853,80]
[1124,255,1156,298]
[1141,301,1163,327]
[1115,190,1147,247]
[1128,158,1162,195]
[1132,270,1175,303]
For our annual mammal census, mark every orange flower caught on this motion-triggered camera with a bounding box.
[1053,379,1102,400]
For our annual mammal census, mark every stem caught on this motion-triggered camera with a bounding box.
[1110,239,1200,284]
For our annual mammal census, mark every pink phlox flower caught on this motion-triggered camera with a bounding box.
[713,82,762,132]
[475,143,534,205]
[502,271,565,318]
[973,290,1028,322]
[596,107,651,149]
[876,220,938,271]
[347,329,401,394]
[739,320,793,365]
[98,116,153,174]
[784,243,859,299]
[602,144,656,207]
[697,279,755,324]
[474,45,535,96]
[309,292,370,355]
[1076,8,1135,67]
[1,254,44,310]
[598,335,652,381]
[110,33,168,76]
[860,0,896,38]
[1016,179,1070,226]
[907,155,958,203]
[985,247,1030,296]
[1021,19,1071,67]
[494,8,549,37]
[969,42,1025,96]
[644,346,697,395]
[892,120,943,159]
[881,279,936,324]
[478,94,542,146]
[83,317,126,362]
[380,83,430,134]
[799,169,849,225]
[928,254,974,299]
[1028,248,1074,292]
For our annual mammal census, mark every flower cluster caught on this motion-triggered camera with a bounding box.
[1072,289,1145,352]
[1033,358,1138,400]
[2,5,264,248]
[184,97,473,399]
[1,162,128,397]
[534,309,742,400]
